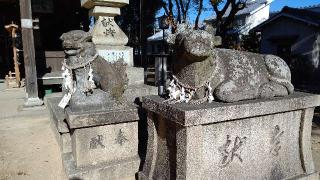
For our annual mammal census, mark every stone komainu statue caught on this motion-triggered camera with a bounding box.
[166,24,294,103]
[59,30,128,111]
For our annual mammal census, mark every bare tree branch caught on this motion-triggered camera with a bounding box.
[209,0,249,47]
[174,0,182,23]
[178,0,185,21]
[161,1,170,15]
[183,0,192,21]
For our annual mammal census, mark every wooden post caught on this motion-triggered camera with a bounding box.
[19,0,43,107]
[12,26,21,87]
[155,54,167,96]
[155,56,163,95]
[5,23,21,88]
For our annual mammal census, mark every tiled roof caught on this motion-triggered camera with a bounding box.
[147,30,171,41]
[281,6,320,25]
[229,0,268,16]
[252,6,320,31]
[270,3,320,17]
[296,3,320,10]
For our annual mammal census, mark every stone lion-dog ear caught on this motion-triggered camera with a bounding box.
[79,32,93,42]
[60,33,66,41]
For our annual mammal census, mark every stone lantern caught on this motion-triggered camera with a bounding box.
[81,0,133,66]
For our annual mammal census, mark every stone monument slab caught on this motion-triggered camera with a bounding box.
[91,17,129,46]
[97,45,133,66]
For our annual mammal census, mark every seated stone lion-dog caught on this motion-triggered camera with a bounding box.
[166,26,294,103]
[59,30,128,111]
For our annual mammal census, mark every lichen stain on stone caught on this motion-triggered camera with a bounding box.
[111,84,126,103]
[270,164,284,180]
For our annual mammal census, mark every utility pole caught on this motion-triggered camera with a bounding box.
[19,0,43,107]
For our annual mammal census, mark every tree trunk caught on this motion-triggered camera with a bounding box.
[194,0,203,29]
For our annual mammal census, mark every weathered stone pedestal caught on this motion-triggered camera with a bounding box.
[47,95,142,179]
[64,105,140,179]
[139,92,320,180]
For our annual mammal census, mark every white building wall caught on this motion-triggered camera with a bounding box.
[241,4,271,34]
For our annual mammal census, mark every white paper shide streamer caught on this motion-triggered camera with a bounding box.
[58,54,98,109]
[58,61,75,109]
[164,76,214,104]
[85,63,96,92]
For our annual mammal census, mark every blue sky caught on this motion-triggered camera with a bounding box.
[159,0,320,23]
[270,0,320,11]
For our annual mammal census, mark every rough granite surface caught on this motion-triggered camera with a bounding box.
[72,121,138,167]
[63,152,138,180]
[169,25,294,103]
[139,92,320,180]
[143,92,320,126]
[60,30,119,111]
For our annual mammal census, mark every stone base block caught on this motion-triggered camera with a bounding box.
[126,67,144,85]
[139,92,320,180]
[62,152,139,180]
[45,96,72,154]
[46,96,69,133]
[47,95,143,179]
[124,84,157,103]
[49,125,72,154]
[65,104,139,129]
[71,121,138,167]
[24,97,44,107]
[61,133,72,154]
[64,104,141,179]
